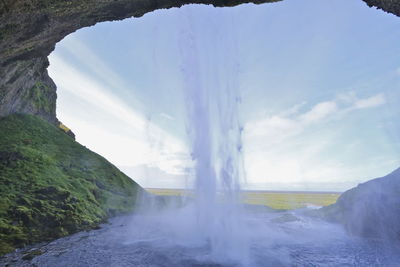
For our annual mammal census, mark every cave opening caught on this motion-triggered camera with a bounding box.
[49,0,400,193]
[1,0,400,264]
[41,2,400,264]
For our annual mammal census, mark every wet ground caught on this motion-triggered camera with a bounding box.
[1,208,399,267]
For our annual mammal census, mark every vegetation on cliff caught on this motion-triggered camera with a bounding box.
[0,114,143,255]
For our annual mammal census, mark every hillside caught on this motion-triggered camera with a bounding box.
[0,114,143,255]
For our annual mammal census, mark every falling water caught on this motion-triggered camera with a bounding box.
[178,7,248,264]
[14,4,397,267]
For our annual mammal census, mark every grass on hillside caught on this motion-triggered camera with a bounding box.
[146,188,340,210]
[0,114,142,255]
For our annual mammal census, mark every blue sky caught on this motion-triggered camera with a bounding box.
[48,0,400,191]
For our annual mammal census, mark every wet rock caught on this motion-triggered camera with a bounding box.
[320,167,400,240]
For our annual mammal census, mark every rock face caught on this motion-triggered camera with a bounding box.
[363,0,400,17]
[321,168,400,240]
[0,0,399,124]
[0,58,58,124]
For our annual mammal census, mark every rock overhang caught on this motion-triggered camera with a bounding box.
[0,0,398,123]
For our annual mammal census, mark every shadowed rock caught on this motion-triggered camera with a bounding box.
[320,168,400,240]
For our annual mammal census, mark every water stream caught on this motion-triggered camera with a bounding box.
[2,211,399,266]
[178,8,248,264]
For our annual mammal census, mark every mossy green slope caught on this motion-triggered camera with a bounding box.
[0,114,143,255]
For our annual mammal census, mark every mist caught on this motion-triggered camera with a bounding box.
[41,1,400,266]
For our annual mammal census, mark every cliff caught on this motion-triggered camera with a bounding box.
[0,114,143,254]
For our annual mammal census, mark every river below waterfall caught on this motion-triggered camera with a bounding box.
[2,206,399,267]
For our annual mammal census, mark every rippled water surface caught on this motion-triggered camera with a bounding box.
[2,207,399,267]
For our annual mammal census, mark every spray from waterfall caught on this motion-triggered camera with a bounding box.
[178,7,248,263]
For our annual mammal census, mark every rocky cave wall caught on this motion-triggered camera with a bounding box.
[0,0,399,125]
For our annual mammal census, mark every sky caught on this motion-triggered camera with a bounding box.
[48,0,400,191]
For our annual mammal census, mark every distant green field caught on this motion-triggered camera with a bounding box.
[241,191,340,210]
[146,188,340,210]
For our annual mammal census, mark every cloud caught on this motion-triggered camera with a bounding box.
[48,54,191,177]
[300,101,338,123]
[243,141,400,192]
[49,55,141,124]
[245,92,386,142]
[244,100,338,145]
[243,92,388,190]
[119,164,193,189]
[352,93,386,109]
[279,101,307,117]
[337,91,357,104]
[160,113,175,120]
[336,91,386,110]
[58,36,137,96]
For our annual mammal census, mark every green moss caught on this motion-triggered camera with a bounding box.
[24,81,53,113]
[0,114,142,255]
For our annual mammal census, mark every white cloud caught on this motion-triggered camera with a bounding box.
[160,113,175,120]
[49,47,391,191]
[244,100,338,146]
[279,101,307,117]
[242,91,388,190]
[49,55,145,131]
[59,36,138,98]
[352,93,386,109]
[300,101,337,123]
[245,115,300,140]
[48,54,191,179]
[119,164,193,189]
[245,92,386,141]
[337,91,357,104]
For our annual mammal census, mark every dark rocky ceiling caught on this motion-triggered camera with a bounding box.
[363,0,400,17]
[0,0,280,66]
[0,0,398,124]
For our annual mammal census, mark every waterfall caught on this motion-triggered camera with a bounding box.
[178,7,248,264]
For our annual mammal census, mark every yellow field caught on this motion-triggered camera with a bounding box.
[241,191,339,210]
[146,188,340,210]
